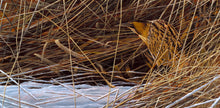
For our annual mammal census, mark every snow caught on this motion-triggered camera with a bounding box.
[0,81,132,108]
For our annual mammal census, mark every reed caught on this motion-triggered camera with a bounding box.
[0,0,219,107]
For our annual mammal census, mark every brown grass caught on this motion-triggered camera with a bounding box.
[0,0,219,107]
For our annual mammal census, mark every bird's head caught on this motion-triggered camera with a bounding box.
[118,21,151,43]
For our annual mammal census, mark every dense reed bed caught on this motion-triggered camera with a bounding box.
[0,0,219,107]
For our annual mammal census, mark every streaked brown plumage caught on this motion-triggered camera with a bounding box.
[126,20,182,66]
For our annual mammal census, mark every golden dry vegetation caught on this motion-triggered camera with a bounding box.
[0,0,219,107]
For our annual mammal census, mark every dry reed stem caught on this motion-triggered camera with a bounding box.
[0,0,219,107]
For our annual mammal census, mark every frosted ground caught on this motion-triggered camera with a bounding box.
[0,81,133,108]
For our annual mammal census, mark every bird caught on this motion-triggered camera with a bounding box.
[121,20,183,67]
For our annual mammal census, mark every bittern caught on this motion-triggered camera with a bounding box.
[122,20,183,67]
